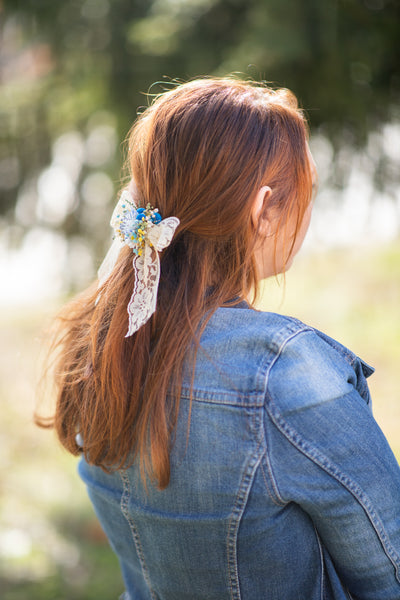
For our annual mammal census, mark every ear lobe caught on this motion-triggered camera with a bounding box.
[251,186,272,235]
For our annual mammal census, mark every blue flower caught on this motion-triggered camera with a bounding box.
[151,212,162,224]
[136,207,146,221]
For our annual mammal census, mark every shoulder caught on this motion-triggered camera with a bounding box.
[189,307,311,403]
[201,306,311,373]
[205,305,310,349]
[206,305,371,371]
[264,319,374,414]
[190,306,373,407]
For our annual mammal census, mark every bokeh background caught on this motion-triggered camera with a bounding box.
[1,1,399,598]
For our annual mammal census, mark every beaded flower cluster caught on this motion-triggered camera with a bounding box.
[114,201,162,256]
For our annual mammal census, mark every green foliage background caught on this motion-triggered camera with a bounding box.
[1,0,399,231]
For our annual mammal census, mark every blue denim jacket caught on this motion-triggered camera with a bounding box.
[79,305,400,599]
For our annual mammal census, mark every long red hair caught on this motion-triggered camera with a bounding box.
[37,78,313,488]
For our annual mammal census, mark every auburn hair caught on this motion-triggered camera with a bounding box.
[37,77,313,488]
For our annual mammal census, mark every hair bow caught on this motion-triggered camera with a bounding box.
[98,189,180,336]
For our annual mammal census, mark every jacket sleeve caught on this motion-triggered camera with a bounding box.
[264,329,400,600]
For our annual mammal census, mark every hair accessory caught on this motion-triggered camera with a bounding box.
[98,189,180,337]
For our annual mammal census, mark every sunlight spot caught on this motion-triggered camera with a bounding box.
[0,529,32,558]
[36,166,76,225]
[81,171,114,207]
[15,178,37,227]
[67,236,95,288]
[0,227,67,306]
[382,122,400,163]
[85,125,117,167]
[309,134,334,184]
[52,131,85,182]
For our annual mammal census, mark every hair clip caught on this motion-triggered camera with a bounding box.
[98,189,180,336]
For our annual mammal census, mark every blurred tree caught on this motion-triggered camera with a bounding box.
[0,0,399,272]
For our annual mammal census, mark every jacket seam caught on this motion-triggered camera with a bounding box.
[179,387,264,406]
[226,410,264,600]
[119,470,158,600]
[260,455,286,507]
[257,326,313,393]
[314,527,353,600]
[313,525,325,600]
[266,397,400,585]
[181,320,314,406]
[261,327,314,390]
[312,327,359,368]
[260,327,313,502]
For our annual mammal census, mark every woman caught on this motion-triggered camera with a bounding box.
[41,78,400,599]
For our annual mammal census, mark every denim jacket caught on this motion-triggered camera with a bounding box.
[79,305,400,599]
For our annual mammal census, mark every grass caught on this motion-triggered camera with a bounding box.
[0,241,399,599]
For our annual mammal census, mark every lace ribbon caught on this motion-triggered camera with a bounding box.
[98,189,180,336]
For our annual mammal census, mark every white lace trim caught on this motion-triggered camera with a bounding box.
[97,189,180,336]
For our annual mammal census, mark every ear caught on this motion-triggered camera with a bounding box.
[251,186,272,236]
